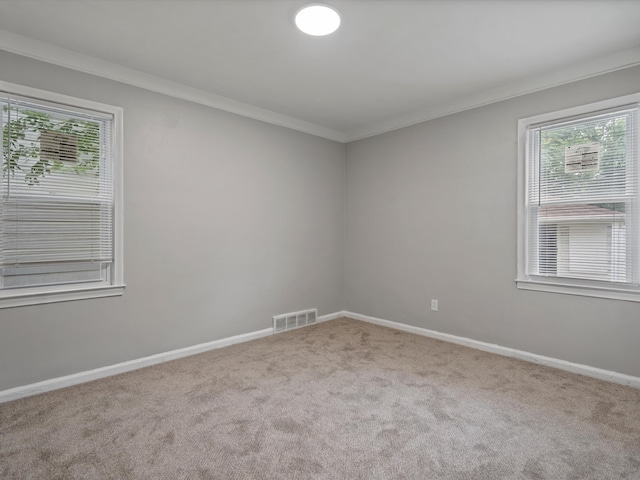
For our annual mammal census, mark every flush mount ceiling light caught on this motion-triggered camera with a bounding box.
[295,4,341,36]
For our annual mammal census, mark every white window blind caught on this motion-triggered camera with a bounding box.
[1,94,114,289]
[518,96,640,301]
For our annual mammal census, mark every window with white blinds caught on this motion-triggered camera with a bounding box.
[0,81,123,308]
[517,94,640,301]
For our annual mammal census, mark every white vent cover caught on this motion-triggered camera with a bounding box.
[273,308,318,334]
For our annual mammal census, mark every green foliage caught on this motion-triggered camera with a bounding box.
[2,105,101,186]
[540,115,628,207]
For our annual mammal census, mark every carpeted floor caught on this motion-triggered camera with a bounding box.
[1,318,639,479]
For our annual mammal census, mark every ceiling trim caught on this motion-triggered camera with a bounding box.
[0,28,347,143]
[1,28,639,144]
[345,47,640,142]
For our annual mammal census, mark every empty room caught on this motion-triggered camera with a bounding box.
[0,1,639,478]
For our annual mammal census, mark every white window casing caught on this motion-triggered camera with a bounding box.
[517,93,640,301]
[0,81,124,308]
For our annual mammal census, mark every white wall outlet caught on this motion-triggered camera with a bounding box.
[431,299,438,311]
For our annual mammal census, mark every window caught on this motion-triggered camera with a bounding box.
[517,94,640,301]
[0,81,123,308]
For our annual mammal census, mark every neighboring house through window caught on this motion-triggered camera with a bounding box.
[517,94,640,301]
[0,81,124,308]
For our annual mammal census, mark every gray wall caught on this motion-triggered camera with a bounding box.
[2,49,640,393]
[0,50,346,391]
[345,65,640,378]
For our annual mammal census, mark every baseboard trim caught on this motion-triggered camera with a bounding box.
[344,311,640,389]
[0,311,347,404]
[5,308,634,403]
[317,310,347,323]
[0,326,274,404]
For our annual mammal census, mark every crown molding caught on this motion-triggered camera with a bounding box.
[0,29,347,143]
[1,28,639,145]
[344,46,640,142]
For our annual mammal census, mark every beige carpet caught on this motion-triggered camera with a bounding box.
[1,318,639,479]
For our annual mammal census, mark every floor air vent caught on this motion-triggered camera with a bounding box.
[273,308,318,334]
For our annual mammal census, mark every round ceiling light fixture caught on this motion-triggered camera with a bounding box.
[295,4,341,36]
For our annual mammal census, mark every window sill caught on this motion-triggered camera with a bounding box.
[0,283,126,309]
[515,278,640,302]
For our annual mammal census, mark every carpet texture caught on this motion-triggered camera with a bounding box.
[1,318,639,479]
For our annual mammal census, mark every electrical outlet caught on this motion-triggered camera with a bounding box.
[431,299,438,311]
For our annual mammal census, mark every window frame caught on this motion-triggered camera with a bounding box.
[516,93,640,302]
[0,80,124,308]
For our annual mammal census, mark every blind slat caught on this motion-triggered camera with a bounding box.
[527,106,639,286]
[1,95,114,273]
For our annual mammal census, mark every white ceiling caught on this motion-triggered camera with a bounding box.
[1,0,640,142]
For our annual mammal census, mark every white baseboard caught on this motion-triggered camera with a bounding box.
[4,308,635,403]
[317,310,347,323]
[344,311,640,389]
[0,310,347,404]
[0,326,274,404]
